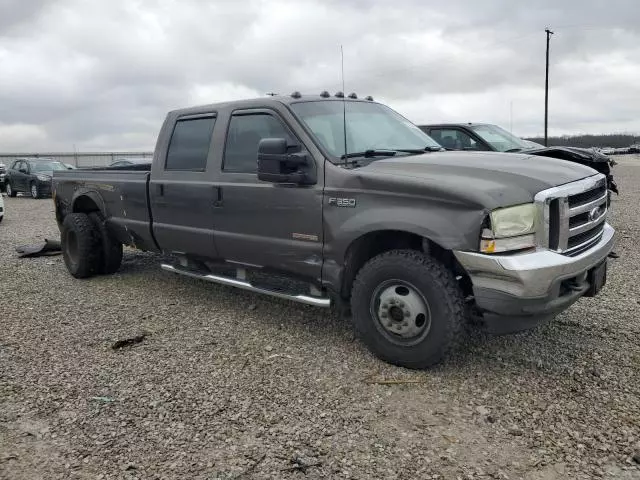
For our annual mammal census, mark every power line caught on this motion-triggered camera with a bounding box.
[274,30,546,96]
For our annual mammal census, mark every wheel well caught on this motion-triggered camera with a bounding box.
[73,195,101,215]
[341,230,458,299]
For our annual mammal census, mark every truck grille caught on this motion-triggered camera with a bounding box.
[535,175,608,257]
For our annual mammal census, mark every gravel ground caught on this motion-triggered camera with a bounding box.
[1,156,639,480]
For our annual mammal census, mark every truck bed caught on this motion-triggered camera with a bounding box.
[53,167,158,251]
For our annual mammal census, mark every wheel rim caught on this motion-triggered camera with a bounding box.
[370,280,432,346]
[31,184,37,198]
[66,231,79,264]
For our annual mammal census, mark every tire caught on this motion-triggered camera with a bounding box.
[30,182,40,199]
[350,249,465,369]
[61,213,102,278]
[88,212,123,274]
[5,182,16,197]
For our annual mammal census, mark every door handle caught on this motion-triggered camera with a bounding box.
[157,183,164,196]
[213,186,223,207]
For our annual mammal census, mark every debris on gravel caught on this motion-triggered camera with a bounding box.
[1,157,639,479]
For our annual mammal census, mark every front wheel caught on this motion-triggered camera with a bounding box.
[30,182,40,199]
[351,250,465,369]
[5,182,16,197]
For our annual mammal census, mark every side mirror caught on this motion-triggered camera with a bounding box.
[257,138,315,185]
[19,168,28,174]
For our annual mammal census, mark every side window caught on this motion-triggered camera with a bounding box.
[12,161,21,170]
[165,116,216,171]
[223,113,294,173]
[430,129,480,151]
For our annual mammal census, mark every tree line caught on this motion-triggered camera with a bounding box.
[524,134,639,148]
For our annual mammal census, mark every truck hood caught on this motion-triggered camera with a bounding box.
[360,151,597,209]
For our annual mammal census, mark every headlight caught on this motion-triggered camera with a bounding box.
[480,203,537,253]
[36,174,51,181]
[490,204,537,238]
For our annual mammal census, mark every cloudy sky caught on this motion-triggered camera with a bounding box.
[1,0,639,152]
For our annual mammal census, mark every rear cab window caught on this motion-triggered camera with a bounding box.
[165,115,216,171]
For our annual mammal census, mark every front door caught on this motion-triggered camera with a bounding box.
[211,109,324,282]
[148,113,220,258]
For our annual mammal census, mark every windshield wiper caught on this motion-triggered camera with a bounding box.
[505,148,523,153]
[340,149,399,160]
[340,146,443,162]
[395,146,443,153]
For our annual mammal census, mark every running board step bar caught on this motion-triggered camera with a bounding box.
[160,263,331,308]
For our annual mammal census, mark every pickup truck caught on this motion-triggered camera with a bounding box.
[52,93,615,368]
[419,123,619,199]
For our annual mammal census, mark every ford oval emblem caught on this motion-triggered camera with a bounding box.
[588,206,602,222]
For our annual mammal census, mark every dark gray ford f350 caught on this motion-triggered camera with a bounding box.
[52,93,615,368]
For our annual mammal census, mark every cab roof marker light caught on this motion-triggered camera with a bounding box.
[348,92,357,99]
[320,91,330,98]
[290,91,302,98]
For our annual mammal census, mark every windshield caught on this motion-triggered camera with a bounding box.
[31,161,67,173]
[290,101,441,159]
[469,124,530,152]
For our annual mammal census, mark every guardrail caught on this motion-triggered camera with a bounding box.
[0,152,154,168]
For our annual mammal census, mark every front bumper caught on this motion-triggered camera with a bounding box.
[36,180,53,196]
[454,223,615,332]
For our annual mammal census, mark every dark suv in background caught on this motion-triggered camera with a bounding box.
[419,123,619,199]
[5,158,70,199]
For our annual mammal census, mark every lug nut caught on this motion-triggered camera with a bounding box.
[380,312,388,318]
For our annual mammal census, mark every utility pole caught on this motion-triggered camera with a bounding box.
[544,28,554,146]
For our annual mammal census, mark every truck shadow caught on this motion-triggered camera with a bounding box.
[112,250,634,380]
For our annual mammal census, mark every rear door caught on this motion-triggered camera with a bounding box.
[148,112,220,258]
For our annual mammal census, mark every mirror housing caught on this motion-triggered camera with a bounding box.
[257,138,315,185]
